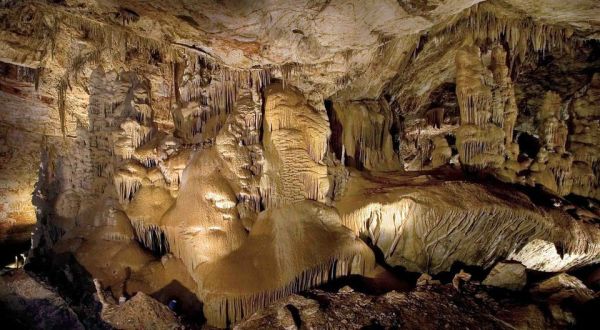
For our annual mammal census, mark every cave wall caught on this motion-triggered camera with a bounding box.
[0,62,53,259]
[0,0,599,328]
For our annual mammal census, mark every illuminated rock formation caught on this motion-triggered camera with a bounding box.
[0,0,599,328]
[337,171,600,274]
[260,84,330,208]
[328,99,401,171]
[490,45,518,146]
[570,74,600,200]
[198,201,375,327]
[430,135,453,169]
[455,45,493,128]
[455,44,506,170]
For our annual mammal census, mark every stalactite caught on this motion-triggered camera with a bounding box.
[113,173,142,203]
[454,44,508,170]
[57,78,67,136]
[546,153,574,196]
[456,124,505,170]
[328,100,400,171]
[432,3,577,63]
[386,2,581,118]
[134,104,152,124]
[175,55,272,143]
[120,119,153,150]
[131,221,170,255]
[455,45,493,127]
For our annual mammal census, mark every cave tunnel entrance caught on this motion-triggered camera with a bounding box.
[515,131,542,159]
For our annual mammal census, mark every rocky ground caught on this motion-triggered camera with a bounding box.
[0,268,184,329]
[0,269,86,329]
[234,271,600,330]
[2,262,599,329]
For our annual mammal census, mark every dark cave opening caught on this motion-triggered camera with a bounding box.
[515,131,542,159]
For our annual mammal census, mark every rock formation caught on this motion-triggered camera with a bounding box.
[0,0,599,328]
[483,261,527,291]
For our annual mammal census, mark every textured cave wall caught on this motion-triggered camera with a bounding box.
[0,0,599,328]
[0,62,56,261]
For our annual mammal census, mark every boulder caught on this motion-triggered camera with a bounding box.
[530,273,594,304]
[482,262,527,291]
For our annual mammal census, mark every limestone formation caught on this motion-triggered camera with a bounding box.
[261,84,330,208]
[197,201,375,326]
[329,99,401,171]
[0,0,599,328]
[337,171,600,274]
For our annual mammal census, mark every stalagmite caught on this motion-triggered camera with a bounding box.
[490,45,518,145]
[215,88,264,229]
[159,148,248,272]
[430,135,452,168]
[425,107,445,129]
[539,92,568,151]
[521,91,575,196]
[568,74,600,199]
[51,199,155,298]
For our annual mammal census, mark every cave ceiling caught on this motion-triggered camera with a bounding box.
[7,0,600,106]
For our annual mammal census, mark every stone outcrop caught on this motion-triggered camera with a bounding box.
[483,262,527,291]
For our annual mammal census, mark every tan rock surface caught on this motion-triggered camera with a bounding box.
[483,262,527,291]
[0,0,600,328]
